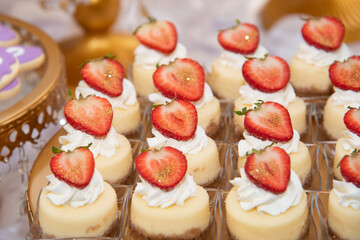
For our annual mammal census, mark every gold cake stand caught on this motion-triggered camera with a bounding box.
[0,14,66,163]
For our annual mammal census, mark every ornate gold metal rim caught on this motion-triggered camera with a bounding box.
[0,14,65,163]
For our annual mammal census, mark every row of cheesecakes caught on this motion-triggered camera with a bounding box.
[32,15,359,240]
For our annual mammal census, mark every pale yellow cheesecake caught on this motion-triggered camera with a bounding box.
[233,97,306,136]
[130,185,210,238]
[112,101,141,135]
[328,189,360,240]
[131,64,157,97]
[225,187,308,240]
[208,57,245,99]
[194,97,221,137]
[186,137,221,186]
[323,95,349,140]
[289,55,332,95]
[238,142,312,186]
[95,134,133,184]
[39,182,117,238]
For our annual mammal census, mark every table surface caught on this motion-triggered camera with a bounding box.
[1,0,360,239]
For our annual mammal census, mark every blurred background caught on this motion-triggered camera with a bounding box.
[0,0,359,239]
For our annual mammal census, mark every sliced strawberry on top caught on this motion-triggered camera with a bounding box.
[218,21,259,54]
[329,56,360,91]
[50,147,95,188]
[242,56,290,93]
[301,16,345,51]
[244,101,293,142]
[151,100,198,141]
[245,146,291,194]
[340,150,360,188]
[153,58,205,101]
[64,95,113,137]
[81,57,124,97]
[135,18,177,54]
[344,107,360,136]
[136,146,187,190]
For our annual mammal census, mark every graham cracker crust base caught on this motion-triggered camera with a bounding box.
[293,86,333,98]
[129,220,212,240]
[302,170,313,190]
[39,215,118,238]
[205,117,221,138]
[328,222,353,240]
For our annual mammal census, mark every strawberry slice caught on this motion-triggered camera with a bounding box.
[151,100,198,141]
[153,58,205,101]
[329,56,360,91]
[81,56,124,97]
[136,146,187,190]
[245,146,291,194]
[50,147,95,188]
[218,21,259,54]
[244,101,293,142]
[64,95,113,137]
[301,16,345,51]
[340,150,360,188]
[344,107,360,136]
[242,56,290,93]
[134,18,177,54]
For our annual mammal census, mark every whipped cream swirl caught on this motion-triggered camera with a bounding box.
[341,130,360,151]
[238,130,300,157]
[231,169,303,215]
[59,124,119,158]
[332,87,360,109]
[149,83,214,108]
[135,174,197,208]
[239,83,296,107]
[133,43,187,69]
[218,45,268,70]
[147,126,208,155]
[333,180,360,210]
[44,169,104,208]
[75,79,137,109]
[296,43,351,67]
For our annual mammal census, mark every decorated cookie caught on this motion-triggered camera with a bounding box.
[0,77,21,101]
[0,49,19,90]
[0,24,20,47]
[3,45,45,72]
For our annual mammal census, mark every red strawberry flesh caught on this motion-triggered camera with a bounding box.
[64,95,113,137]
[344,108,360,137]
[50,148,95,188]
[136,146,187,190]
[81,58,124,97]
[244,101,293,142]
[151,100,198,141]
[153,58,205,101]
[301,16,345,51]
[136,20,177,54]
[218,22,259,54]
[242,56,290,93]
[329,56,360,91]
[340,151,360,188]
[245,146,291,194]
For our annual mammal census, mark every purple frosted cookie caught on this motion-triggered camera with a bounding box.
[0,77,21,101]
[0,48,19,90]
[4,45,45,72]
[0,24,20,47]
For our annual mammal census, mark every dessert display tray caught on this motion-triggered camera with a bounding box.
[27,96,340,239]
[0,14,67,163]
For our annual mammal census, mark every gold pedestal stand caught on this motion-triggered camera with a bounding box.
[59,0,140,91]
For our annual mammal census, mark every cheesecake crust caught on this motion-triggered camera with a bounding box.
[129,220,212,240]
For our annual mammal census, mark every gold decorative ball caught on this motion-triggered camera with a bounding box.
[74,0,119,32]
